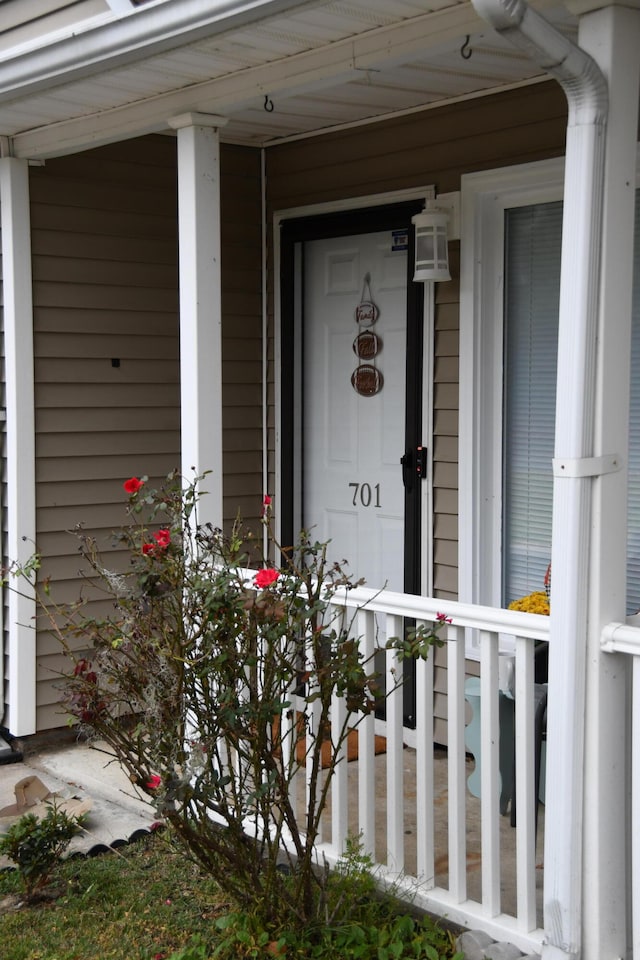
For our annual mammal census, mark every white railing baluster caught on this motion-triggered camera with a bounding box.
[331,601,349,854]
[331,686,348,854]
[357,608,376,858]
[479,630,502,916]
[305,618,323,844]
[634,656,640,960]
[232,567,553,955]
[447,623,467,902]
[415,621,435,885]
[514,635,536,930]
[386,613,404,873]
[600,620,640,959]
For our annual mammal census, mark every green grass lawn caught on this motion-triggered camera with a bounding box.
[0,832,462,960]
[0,833,228,960]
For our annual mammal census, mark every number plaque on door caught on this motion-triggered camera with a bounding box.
[348,482,382,508]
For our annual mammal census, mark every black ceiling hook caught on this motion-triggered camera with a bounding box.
[264,95,274,113]
[461,35,472,60]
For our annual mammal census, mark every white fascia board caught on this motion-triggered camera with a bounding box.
[10,4,487,159]
[0,13,118,64]
[0,0,320,103]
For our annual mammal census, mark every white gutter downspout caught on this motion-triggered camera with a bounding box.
[469,2,608,958]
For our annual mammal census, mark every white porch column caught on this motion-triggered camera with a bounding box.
[578,6,640,959]
[0,157,36,736]
[168,113,228,528]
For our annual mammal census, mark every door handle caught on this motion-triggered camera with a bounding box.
[400,450,413,490]
[401,447,428,489]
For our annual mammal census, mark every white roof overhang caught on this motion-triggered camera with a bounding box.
[0,0,578,159]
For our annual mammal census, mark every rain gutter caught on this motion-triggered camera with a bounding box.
[468,2,608,958]
[0,0,317,103]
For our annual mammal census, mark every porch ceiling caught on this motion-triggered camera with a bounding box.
[0,0,577,158]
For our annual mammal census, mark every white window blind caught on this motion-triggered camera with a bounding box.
[503,202,562,605]
[503,193,640,611]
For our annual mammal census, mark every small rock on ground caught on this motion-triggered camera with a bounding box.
[456,929,541,960]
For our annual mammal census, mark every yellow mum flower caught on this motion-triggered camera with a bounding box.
[508,591,550,615]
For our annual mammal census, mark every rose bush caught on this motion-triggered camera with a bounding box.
[6,471,449,938]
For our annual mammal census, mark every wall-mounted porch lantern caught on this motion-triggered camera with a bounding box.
[412,200,451,282]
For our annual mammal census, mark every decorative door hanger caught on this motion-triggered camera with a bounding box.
[352,274,383,397]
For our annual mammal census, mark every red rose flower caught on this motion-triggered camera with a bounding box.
[153,529,171,548]
[254,568,280,589]
[263,494,272,506]
[436,612,452,624]
[142,543,155,556]
[146,774,162,790]
[123,477,144,494]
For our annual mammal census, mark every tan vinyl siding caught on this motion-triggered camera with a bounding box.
[265,81,568,744]
[220,146,264,528]
[30,135,180,731]
[28,136,264,731]
[266,83,567,211]
[433,242,459,601]
[429,244,460,745]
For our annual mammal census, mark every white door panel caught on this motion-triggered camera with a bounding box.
[303,231,407,593]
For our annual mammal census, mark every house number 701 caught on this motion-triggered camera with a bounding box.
[348,482,381,507]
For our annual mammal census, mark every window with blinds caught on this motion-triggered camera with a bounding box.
[502,192,640,612]
[502,201,562,605]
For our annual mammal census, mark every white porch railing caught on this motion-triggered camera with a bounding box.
[296,586,550,956]
[601,618,640,960]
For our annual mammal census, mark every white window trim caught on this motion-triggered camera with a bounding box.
[458,157,565,653]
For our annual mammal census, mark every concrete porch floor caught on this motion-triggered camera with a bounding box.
[0,737,544,925]
[312,743,545,925]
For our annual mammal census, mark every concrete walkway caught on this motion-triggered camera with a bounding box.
[0,736,158,864]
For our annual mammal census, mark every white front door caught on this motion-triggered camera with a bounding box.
[303,230,408,592]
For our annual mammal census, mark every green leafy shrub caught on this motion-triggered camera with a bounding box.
[0,803,86,896]
[208,910,463,959]
[205,841,464,959]
[6,471,448,940]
